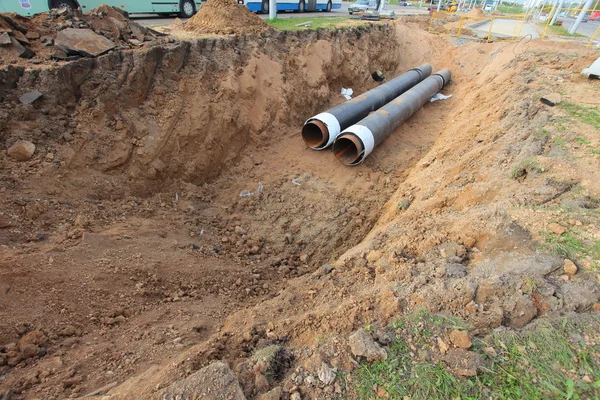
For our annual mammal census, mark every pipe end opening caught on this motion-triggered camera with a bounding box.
[302,120,328,149]
[333,134,365,166]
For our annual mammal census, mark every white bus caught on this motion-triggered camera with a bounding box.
[240,0,341,13]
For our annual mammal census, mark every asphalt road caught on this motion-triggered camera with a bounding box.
[557,17,600,38]
[132,3,427,26]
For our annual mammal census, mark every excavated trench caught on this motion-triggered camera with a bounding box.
[4,19,598,399]
[0,23,455,398]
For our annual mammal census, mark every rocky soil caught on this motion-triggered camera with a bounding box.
[1,10,600,400]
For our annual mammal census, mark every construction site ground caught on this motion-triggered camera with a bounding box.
[1,3,600,399]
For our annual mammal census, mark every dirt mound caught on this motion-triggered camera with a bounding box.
[465,7,484,17]
[0,6,167,67]
[184,0,270,35]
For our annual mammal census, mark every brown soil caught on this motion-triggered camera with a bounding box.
[464,7,484,17]
[184,0,270,35]
[1,12,600,400]
[0,6,166,67]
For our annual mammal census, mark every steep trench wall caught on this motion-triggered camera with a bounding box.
[0,25,403,197]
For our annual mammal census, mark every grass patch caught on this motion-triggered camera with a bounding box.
[577,137,591,146]
[541,230,600,266]
[554,135,567,150]
[560,102,600,127]
[351,312,600,400]
[266,16,350,30]
[498,5,524,13]
[510,156,543,179]
[544,24,586,37]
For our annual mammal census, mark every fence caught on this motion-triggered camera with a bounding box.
[428,11,528,42]
[538,7,600,47]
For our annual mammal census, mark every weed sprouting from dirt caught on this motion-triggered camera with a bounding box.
[351,313,600,400]
[560,102,600,128]
[511,157,543,180]
[541,230,600,265]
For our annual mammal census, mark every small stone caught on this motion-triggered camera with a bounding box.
[8,140,36,161]
[256,387,283,400]
[234,226,246,235]
[592,303,600,312]
[548,223,567,236]
[443,349,483,377]
[299,253,308,263]
[41,36,53,46]
[540,92,562,107]
[46,152,55,160]
[462,236,477,248]
[348,328,387,362]
[582,375,593,383]
[290,392,301,400]
[63,132,74,142]
[437,337,449,354]
[254,371,269,393]
[560,274,570,281]
[564,259,578,275]
[449,330,471,349]
[221,236,229,243]
[317,362,337,385]
[366,250,382,263]
[0,32,10,46]
[483,347,497,358]
[26,31,41,40]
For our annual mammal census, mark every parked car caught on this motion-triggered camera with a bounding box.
[399,1,411,5]
[348,0,377,13]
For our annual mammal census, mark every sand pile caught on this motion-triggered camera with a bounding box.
[465,7,484,17]
[184,0,270,35]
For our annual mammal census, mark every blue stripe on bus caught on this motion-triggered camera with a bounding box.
[244,2,340,11]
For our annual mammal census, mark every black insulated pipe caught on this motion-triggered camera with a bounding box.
[301,64,433,150]
[333,69,451,166]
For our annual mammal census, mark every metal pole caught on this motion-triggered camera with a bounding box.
[302,65,433,150]
[269,0,276,19]
[550,0,563,24]
[437,0,442,11]
[548,0,559,20]
[569,0,593,33]
[332,70,452,166]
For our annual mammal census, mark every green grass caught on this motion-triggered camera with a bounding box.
[560,102,600,128]
[577,137,591,146]
[545,24,586,37]
[266,16,350,30]
[510,156,543,179]
[351,312,600,400]
[497,5,524,13]
[554,135,567,150]
[541,230,600,267]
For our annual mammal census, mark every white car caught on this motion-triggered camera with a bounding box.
[348,0,378,13]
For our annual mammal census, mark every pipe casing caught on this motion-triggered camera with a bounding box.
[302,64,433,150]
[333,69,451,165]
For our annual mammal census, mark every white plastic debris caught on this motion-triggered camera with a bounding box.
[291,178,302,186]
[341,88,353,100]
[581,56,600,79]
[239,182,263,197]
[429,93,453,103]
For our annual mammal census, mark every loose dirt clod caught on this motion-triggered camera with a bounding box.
[184,0,270,35]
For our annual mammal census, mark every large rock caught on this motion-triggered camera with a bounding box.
[55,28,116,57]
[8,140,35,161]
[348,328,387,362]
[159,362,246,400]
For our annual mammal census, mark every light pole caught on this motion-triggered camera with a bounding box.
[569,0,593,33]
